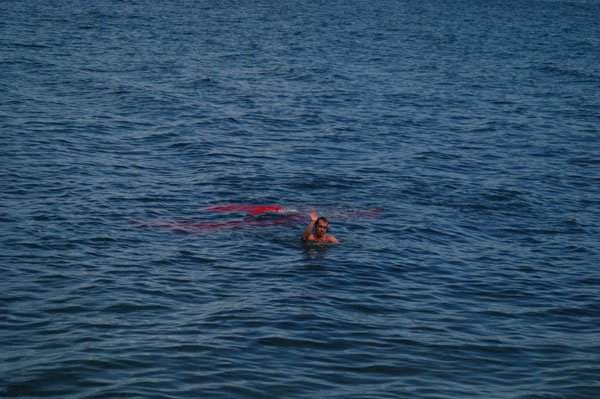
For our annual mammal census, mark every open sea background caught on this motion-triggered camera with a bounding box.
[2,0,600,397]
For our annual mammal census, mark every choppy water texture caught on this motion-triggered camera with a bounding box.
[2,0,600,397]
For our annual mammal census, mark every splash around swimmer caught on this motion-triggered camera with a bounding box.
[301,210,340,244]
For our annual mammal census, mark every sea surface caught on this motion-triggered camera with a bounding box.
[2,0,600,397]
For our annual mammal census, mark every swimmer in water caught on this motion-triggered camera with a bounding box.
[301,210,340,244]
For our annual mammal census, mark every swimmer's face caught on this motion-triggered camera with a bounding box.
[316,221,328,237]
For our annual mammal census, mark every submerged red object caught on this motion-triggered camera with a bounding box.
[202,204,285,215]
[131,204,380,234]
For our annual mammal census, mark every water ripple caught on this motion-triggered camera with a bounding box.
[2,0,600,398]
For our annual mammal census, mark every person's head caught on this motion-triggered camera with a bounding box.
[315,216,329,238]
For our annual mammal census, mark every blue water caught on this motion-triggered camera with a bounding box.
[2,0,600,397]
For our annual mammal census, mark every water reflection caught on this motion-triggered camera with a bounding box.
[302,241,332,260]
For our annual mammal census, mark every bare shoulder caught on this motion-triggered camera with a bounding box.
[327,235,340,244]
[301,233,316,242]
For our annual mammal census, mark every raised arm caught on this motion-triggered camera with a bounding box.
[301,210,318,241]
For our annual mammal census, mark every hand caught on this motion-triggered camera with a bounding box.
[309,210,318,223]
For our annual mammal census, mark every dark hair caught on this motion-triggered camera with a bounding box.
[316,216,328,225]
